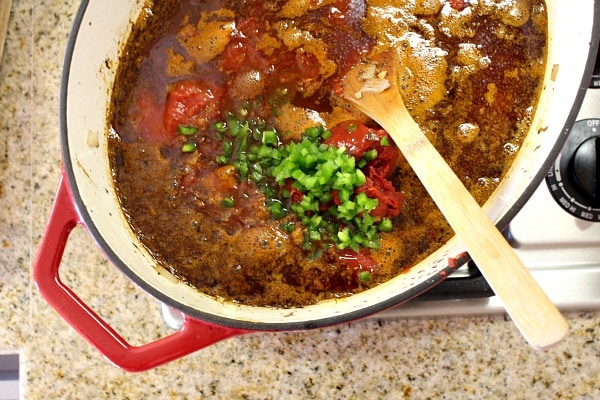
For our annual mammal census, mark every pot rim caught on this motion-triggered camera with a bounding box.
[58,0,600,331]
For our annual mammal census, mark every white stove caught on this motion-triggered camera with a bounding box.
[375,53,600,319]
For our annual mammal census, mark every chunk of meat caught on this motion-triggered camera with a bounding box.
[177,10,235,65]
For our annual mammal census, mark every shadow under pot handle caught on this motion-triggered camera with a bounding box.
[33,171,249,372]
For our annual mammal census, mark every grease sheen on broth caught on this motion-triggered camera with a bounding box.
[108,0,547,307]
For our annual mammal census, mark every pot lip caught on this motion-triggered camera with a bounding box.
[495,1,600,231]
[58,0,600,332]
[166,268,456,331]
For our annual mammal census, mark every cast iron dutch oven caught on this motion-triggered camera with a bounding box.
[34,0,600,371]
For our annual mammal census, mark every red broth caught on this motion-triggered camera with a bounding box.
[109,0,547,307]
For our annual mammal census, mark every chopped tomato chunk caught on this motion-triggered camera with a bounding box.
[131,89,168,144]
[326,120,378,159]
[449,0,466,11]
[356,166,404,218]
[163,79,223,136]
[337,248,377,272]
[326,120,399,176]
[294,50,321,79]
[327,120,404,219]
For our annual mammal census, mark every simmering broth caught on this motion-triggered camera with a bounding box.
[108,0,547,307]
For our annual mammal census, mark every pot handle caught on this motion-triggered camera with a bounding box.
[33,173,249,372]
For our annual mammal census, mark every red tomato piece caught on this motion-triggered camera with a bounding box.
[326,120,399,177]
[356,166,404,219]
[337,248,377,272]
[131,89,167,144]
[294,50,320,79]
[163,79,223,137]
[283,179,304,203]
[219,41,247,72]
[449,0,466,11]
[219,17,269,73]
[326,120,404,218]
[326,120,377,159]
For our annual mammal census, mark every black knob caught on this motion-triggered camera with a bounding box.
[569,136,600,207]
[546,119,600,222]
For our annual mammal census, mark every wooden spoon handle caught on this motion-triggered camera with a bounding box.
[389,108,568,349]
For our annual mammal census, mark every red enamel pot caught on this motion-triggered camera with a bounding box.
[34,0,600,371]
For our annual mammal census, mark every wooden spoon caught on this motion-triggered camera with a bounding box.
[342,53,568,350]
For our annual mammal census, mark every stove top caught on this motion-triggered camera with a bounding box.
[375,52,600,319]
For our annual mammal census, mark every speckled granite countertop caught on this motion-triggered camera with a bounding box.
[0,1,598,399]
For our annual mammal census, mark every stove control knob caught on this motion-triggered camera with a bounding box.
[546,119,600,221]
[569,136,599,207]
